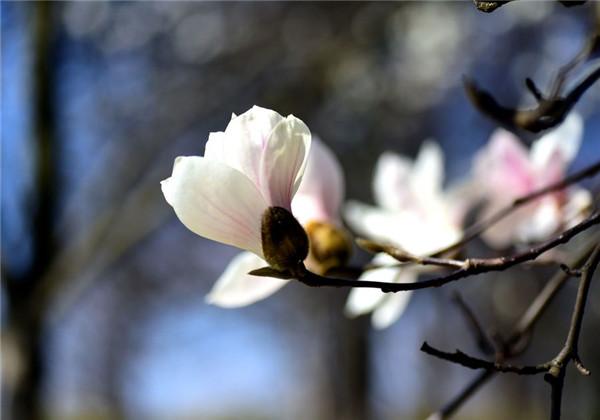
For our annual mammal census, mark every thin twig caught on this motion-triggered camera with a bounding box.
[473,0,586,13]
[424,244,600,419]
[420,342,549,374]
[426,242,596,419]
[361,212,597,292]
[432,159,600,258]
[452,292,496,355]
[544,243,600,419]
[251,211,599,292]
[464,32,600,132]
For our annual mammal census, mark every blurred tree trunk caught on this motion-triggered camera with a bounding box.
[331,309,370,420]
[4,3,58,419]
[320,292,371,420]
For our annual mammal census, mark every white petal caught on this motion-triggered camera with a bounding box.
[260,115,312,209]
[161,157,266,257]
[444,177,482,227]
[480,202,536,248]
[292,137,345,224]
[371,288,414,329]
[204,131,227,161]
[343,201,407,247]
[517,198,561,242]
[563,187,592,226]
[531,112,583,172]
[207,106,286,193]
[344,254,398,317]
[206,252,289,307]
[373,152,413,210]
[344,201,459,254]
[411,140,444,195]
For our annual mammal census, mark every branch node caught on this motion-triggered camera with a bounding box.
[559,263,582,277]
[525,77,545,102]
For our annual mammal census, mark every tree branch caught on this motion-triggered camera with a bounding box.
[421,342,548,374]
[426,241,596,419]
[251,211,599,293]
[432,158,600,258]
[544,243,600,419]
[473,0,586,13]
[423,243,600,419]
[465,32,600,132]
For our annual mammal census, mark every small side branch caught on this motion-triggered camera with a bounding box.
[432,158,600,258]
[423,243,600,420]
[251,212,599,293]
[465,33,600,132]
[473,0,586,13]
[426,242,596,419]
[544,243,600,419]
[421,342,548,375]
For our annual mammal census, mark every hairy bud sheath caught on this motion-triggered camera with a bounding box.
[261,206,309,272]
[305,221,352,275]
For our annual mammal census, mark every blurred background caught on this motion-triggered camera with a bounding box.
[2,2,600,419]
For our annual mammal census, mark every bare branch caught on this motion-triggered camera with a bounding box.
[473,0,586,13]
[252,212,599,293]
[432,158,600,258]
[421,342,548,374]
[452,292,496,355]
[465,32,600,132]
[544,243,600,419]
[427,242,596,419]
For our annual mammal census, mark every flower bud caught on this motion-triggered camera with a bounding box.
[305,220,352,275]
[261,206,309,273]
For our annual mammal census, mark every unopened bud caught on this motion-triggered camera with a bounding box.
[305,221,352,275]
[261,206,309,272]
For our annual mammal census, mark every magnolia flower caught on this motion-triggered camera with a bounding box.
[162,105,311,272]
[473,113,591,248]
[204,137,350,307]
[344,141,466,329]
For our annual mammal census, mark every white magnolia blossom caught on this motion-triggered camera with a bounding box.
[205,137,346,307]
[162,106,313,308]
[473,113,591,248]
[161,105,311,259]
[344,141,466,329]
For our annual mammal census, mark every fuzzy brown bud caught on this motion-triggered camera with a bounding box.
[261,206,309,273]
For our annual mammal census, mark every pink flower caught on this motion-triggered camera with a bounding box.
[344,141,467,328]
[473,113,591,248]
[204,137,347,307]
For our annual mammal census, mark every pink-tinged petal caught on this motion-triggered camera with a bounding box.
[371,271,416,329]
[411,140,444,196]
[344,254,397,317]
[292,137,345,224]
[474,129,534,198]
[260,115,311,209]
[373,152,413,210]
[205,252,289,308]
[161,157,267,257]
[531,112,583,176]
